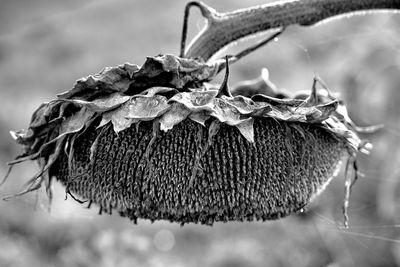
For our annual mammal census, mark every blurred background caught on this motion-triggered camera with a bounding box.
[1,0,400,266]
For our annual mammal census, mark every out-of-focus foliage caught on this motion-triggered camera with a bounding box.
[0,0,400,266]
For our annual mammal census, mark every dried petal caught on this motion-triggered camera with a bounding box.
[125,95,170,120]
[56,107,96,139]
[235,118,255,143]
[159,103,191,131]
[58,64,138,99]
[69,93,131,113]
[141,87,177,97]
[211,98,248,126]
[170,90,217,111]
[189,112,210,126]
[131,55,220,90]
[222,95,257,114]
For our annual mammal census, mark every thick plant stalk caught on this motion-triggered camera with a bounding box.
[183,0,400,60]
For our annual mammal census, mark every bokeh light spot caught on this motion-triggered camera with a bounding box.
[153,229,175,252]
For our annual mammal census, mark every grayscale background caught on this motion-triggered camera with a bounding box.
[0,0,400,266]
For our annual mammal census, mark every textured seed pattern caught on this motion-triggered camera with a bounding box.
[50,118,346,224]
